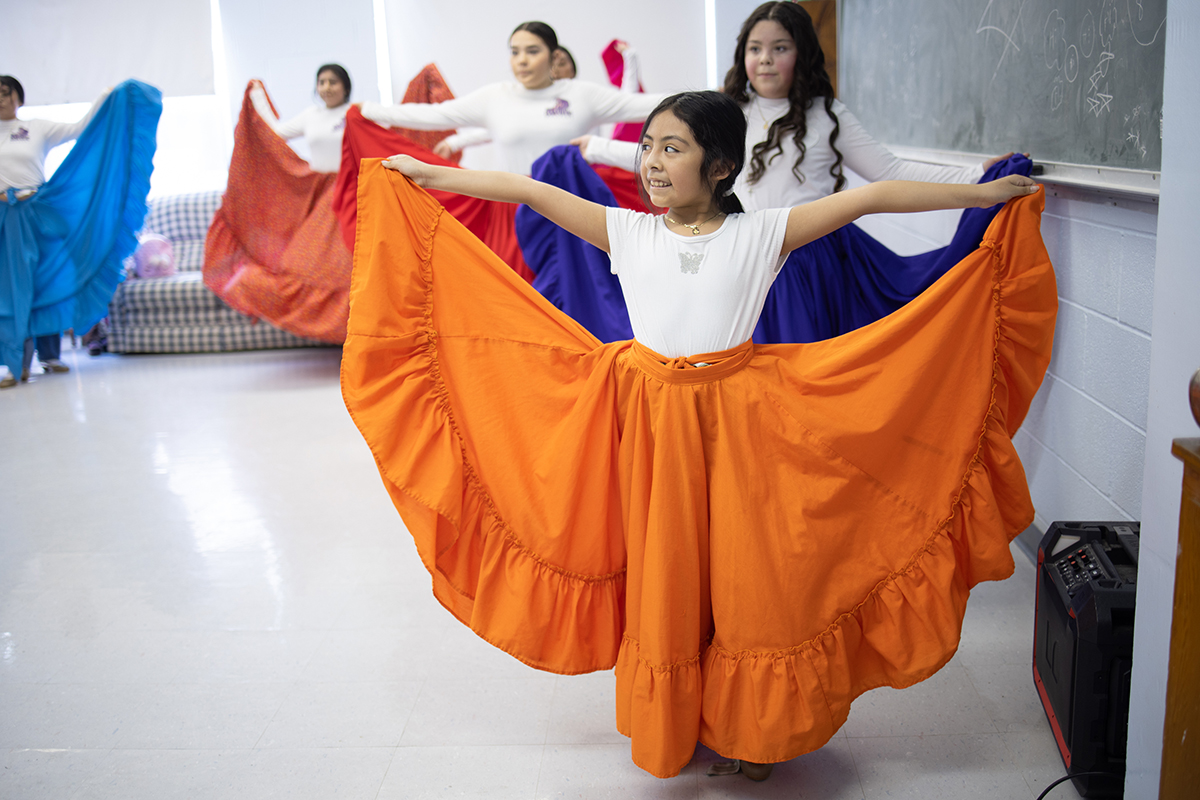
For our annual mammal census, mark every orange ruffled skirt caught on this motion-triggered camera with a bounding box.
[341,161,1057,778]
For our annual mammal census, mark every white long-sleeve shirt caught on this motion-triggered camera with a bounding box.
[362,80,664,174]
[619,49,641,93]
[585,96,984,210]
[443,48,643,155]
[441,126,491,153]
[0,96,105,192]
[250,86,349,174]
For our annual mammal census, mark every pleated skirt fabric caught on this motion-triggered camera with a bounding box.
[341,161,1057,778]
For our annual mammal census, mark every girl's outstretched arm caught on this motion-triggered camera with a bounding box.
[383,154,611,252]
[780,175,1039,256]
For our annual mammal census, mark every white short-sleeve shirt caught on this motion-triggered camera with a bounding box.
[605,206,791,358]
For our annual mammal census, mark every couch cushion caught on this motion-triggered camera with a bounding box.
[108,272,328,354]
[108,322,328,354]
[143,190,223,247]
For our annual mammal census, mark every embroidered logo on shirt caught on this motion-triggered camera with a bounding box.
[679,252,704,274]
[10,127,30,141]
[546,99,571,117]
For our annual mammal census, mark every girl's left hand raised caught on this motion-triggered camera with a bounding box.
[382,154,437,188]
[978,174,1039,206]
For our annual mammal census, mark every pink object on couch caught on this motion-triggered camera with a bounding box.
[132,234,176,278]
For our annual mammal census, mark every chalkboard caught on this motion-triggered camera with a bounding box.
[839,0,1166,173]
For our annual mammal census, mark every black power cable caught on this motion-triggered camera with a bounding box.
[1036,770,1123,800]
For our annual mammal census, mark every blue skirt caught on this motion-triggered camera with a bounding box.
[0,79,161,376]
[519,147,635,341]
[515,146,1033,344]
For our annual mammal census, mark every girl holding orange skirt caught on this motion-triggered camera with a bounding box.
[341,91,1056,781]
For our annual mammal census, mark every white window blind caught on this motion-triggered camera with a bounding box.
[3,0,215,104]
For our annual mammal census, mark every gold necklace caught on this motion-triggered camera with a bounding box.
[756,98,772,131]
[665,210,724,235]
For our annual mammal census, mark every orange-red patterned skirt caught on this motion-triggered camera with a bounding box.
[204,82,351,343]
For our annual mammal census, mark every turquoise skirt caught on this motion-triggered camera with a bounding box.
[0,79,161,376]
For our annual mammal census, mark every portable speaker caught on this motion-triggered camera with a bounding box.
[1033,521,1138,798]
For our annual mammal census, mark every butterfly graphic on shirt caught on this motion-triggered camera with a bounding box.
[545,99,571,117]
[679,252,704,274]
[10,127,30,141]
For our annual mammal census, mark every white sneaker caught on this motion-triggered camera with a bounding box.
[41,358,70,373]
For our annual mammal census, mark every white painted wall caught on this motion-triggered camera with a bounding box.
[384,0,707,99]
[1016,190,1155,530]
[1123,3,1200,795]
[714,0,770,88]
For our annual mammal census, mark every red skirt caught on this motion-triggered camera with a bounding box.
[333,107,533,283]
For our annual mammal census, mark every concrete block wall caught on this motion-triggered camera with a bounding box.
[854,181,1157,534]
[1016,190,1156,531]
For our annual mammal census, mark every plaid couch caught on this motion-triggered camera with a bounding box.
[107,191,332,353]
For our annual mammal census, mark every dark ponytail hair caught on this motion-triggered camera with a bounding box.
[511,21,559,53]
[636,91,747,215]
[316,63,351,102]
[722,1,846,192]
[0,75,25,105]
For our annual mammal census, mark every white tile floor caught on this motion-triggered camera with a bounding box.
[0,344,1084,799]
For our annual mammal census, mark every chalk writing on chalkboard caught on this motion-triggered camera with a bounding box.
[840,0,1166,173]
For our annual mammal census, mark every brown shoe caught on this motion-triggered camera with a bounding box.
[740,761,774,782]
[0,374,16,389]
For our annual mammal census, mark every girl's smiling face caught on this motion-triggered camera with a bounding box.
[744,19,797,100]
[640,109,729,215]
[316,70,347,108]
[510,30,555,90]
